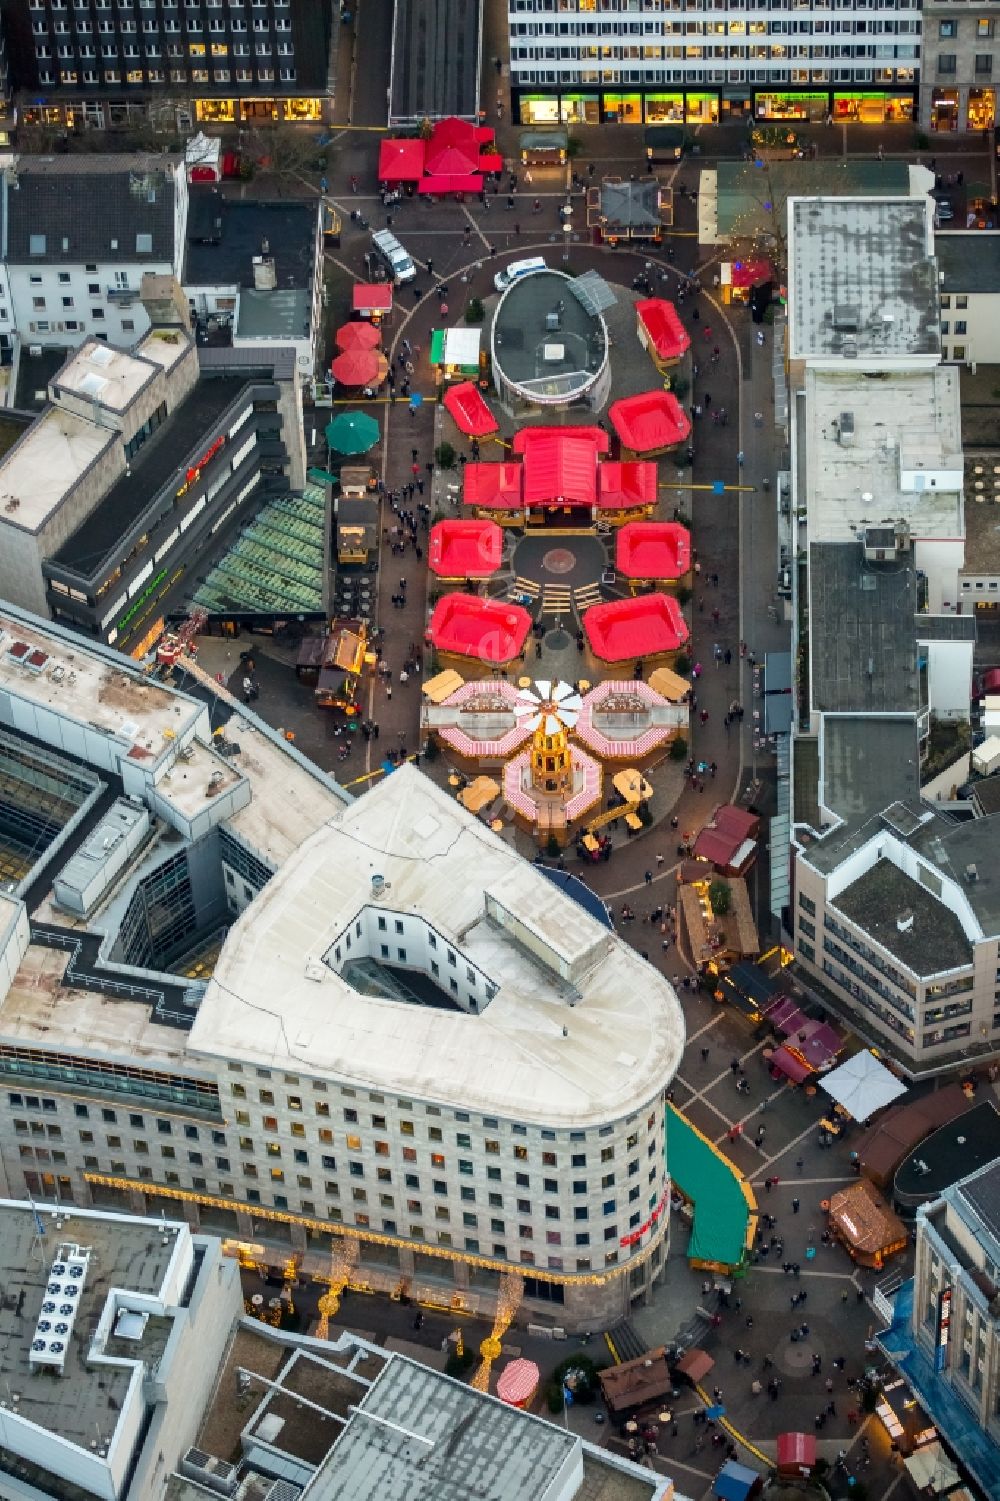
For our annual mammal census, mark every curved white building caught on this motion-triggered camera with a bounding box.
[192,764,685,1328]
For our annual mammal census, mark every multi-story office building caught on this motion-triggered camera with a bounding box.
[919,0,1000,130]
[0,620,684,1332]
[508,0,919,129]
[878,1158,1000,1497]
[0,333,304,653]
[0,0,334,130]
[794,800,1000,1073]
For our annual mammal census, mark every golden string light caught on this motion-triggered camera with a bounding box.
[471,1271,523,1393]
[317,1236,360,1340]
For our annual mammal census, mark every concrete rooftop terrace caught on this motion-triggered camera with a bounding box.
[0,606,349,870]
[804,366,963,542]
[194,765,685,1125]
[789,197,940,364]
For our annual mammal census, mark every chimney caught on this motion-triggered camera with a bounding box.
[896,909,914,934]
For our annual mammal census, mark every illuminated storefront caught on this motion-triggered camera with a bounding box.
[834,90,914,124]
[931,89,960,131]
[968,88,996,131]
[518,86,913,128]
[756,92,828,122]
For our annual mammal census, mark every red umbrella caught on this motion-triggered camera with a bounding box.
[331,349,382,386]
[335,322,381,352]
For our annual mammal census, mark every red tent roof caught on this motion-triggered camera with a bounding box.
[597,462,658,512]
[442,382,499,438]
[378,138,426,183]
[418,174,483,195]
[479,151,504,174]
[330,349,380,385]
[776,1433,816,1472]
[428,519,504,579]
[636,298,690,361]
[610,390,691,452]
[463,463,524,510]
[771,1046,814,1085]
[428,593,531,664]
[426,118,480,176]
[616,521,691,577]
[584,594,689,663]
[353,283,392,313]
[730,257,773,289]
[335,322,381,351]
[513,426,608,508]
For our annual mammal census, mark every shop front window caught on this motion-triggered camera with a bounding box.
[196,98,236,122]
[685,93,719,125]
[968,88,996,130]
[756,92,828,122]
[283,98,322,121]
[602,93,641,123]
[932,89,959,131]
[241,98,278,122]
[644,94,683,124]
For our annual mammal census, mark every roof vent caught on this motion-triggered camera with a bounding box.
[966,863,979,883]
[896,909,914,933]
[371,874,387,898]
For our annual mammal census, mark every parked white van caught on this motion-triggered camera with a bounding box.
[493,256,548,293]
[371,229,416,283]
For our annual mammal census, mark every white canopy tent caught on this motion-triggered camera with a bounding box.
[820,1050,907,1123]
[904,1442,960,1494]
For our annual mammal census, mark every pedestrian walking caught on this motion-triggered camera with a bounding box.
[792,1198,800,1214]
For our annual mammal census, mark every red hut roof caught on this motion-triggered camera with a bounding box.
[352,283,392,314]
[610,390,691,452]
[597,463,658,512]
[463,463,524,510]
[512,426,608,508]
[428,519,504,579]
[776,1433,816,1473]
[418,174,483,196]
[636,298,690,360]
[693,804,760,874]
[584,594,689,663]
[378,138,426,183]
[425,118,481,177]
[616,521,691,578]
[443,382,498,437]
[428,594,531,664]
[729,257,773,289]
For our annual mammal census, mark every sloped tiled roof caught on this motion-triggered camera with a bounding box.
[3,156,180,266]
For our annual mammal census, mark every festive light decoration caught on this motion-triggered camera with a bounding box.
[81,1173,669,1289]
[316,1236,360,1339]
[472,1271,523,1393]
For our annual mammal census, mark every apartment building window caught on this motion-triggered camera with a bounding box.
[975,55,993,74]
[978,19,995,39]
[938,54,957,74]
[938,19,956,37]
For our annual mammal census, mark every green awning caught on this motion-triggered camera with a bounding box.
[667,1104,755,1271]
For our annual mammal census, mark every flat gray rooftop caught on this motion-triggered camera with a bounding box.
[789,198,940,361]
[492,270,606,399]
[237,288,311,341]
[390,0,481,122]
[821,715,919,822]
[937,232,1000,294]
[323,1354,579,1501]
[916,615,976,642]
[909,812,1000,939]
[810,542,921,715]
[0,1206,179,1455]
[833,858,973,976]
[955,1158,1000,1253]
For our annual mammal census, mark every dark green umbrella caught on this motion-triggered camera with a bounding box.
[325,410,381,455]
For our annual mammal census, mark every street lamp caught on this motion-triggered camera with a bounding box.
[562,220,572,262]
